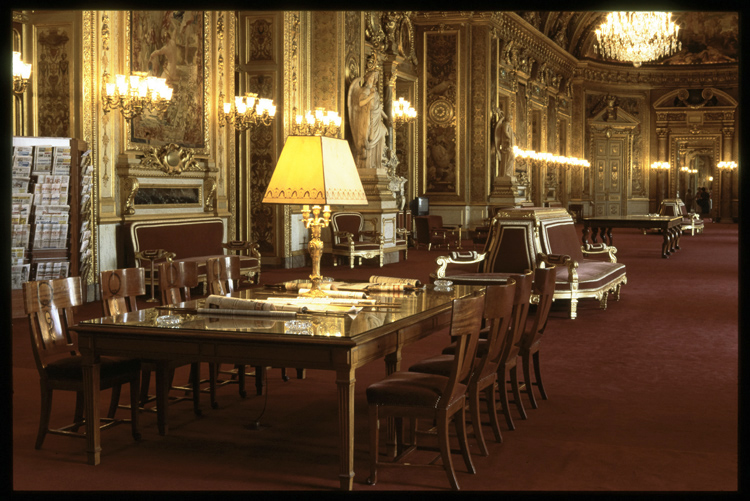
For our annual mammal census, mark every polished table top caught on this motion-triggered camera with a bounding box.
[583,214,682,223]
[78,285,482,343]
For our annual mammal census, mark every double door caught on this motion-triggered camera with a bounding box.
[593,136,625,216]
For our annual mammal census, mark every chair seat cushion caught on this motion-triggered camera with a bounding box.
[366,371,465,408]
[409,354,454,376]
[555,260,626,291]
[332,243,381,251]
[45,356,141,383]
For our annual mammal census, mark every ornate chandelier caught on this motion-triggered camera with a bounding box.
[292,107,342,137]
[102,71,173,120]
[595,12,681,68]
[219,92,276,132]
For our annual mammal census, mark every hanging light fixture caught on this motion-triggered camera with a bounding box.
[102,71,173,120]
[595,12,681,68]
[219,92,276,132]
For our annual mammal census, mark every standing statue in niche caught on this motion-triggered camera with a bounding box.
[494,109,516,178]
[348,69,388,170]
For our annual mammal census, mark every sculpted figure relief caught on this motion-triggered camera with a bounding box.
[348,69,388,169]
[494,110,516,178]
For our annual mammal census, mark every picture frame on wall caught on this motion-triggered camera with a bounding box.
[127,10,208,154]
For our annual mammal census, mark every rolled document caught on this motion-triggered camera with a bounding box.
[203,294,308,313]
[297,289,367,299]
[196,308,298,318]
[368,275,422,287]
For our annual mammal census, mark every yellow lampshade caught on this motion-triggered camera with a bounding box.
[263,135,367,206]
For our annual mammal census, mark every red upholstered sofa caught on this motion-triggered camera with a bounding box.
[128,217,261,289]
[434,207,627,319]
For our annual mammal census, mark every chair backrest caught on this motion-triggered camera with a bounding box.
[22,277,84,373]
[396,209,413,234]
[330,212,365,245]
[159,260,199,305]
[471,279,517,383]
[100,267,146,316]
[440,293,485,410]
[498,270,535,366]
[519,266,556,352]
[206,255,241,296]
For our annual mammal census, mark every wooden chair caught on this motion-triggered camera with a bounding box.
[394,209,412,260]
[414,215,460,251]
[101,266,201,415]
[330,211,385,268]
[205,256,290,403]
[518,265,557,410]
[366,293,485,491]
[22,276,140,449]
[409,280,517,456]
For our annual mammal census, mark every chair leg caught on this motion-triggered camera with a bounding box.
[468,384,488,456]
[437,413,460,490]
[190,363,203,414]
[454,405,476,474]
[237,365,247,397]
[484,382,503,443]
[36,385,52,449]
[139,369,152,407]
[107,385,121,419]
[497,370,515,431]
[522,352,538,409]
[350,255,355,269]
[205,364,217,410]
[366,404,379,486]
[509,365,527,420]
[72,391,85,432]
[533,350,548,400]
[129,376,141,441]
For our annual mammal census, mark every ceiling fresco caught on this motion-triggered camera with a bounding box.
[519,11,738,66]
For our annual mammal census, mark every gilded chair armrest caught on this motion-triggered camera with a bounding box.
[582,243,618,263]
[359,230,385,245]
[333,230,356,244]
[434,251,486,278]
[538,252,579,284]
[223,239,261,259]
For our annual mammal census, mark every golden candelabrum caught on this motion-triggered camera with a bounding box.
[392,97,417,127]
[292,107,342,137]
[219,92,276,132]
[301,204,332,297]
[102,71,173,120]
[13,51,32,96]
[595,12,681,68]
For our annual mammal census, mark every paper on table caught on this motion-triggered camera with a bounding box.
[204,294,307,313]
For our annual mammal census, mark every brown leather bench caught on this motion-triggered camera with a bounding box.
[434,207,627,319]
[128,217,261,290]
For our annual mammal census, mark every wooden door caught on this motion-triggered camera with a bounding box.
[593,136,624,216]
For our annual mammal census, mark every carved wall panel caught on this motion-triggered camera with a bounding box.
[34,21,75,137]
[469,25,489,204]
[422,28,460,198]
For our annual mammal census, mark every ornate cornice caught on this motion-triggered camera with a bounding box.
[576,61,739,88]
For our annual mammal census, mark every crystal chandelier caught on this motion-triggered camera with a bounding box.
[595,12,681,68]
[102,71,173,120]
[220,92,276,132]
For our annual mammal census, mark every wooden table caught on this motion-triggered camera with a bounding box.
[582,215,683,258]
[72,284,482,490]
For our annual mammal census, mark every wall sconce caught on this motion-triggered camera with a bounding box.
[292,107,342,137]
[392,97,416,127]
[102,71,173,121]
[13,51,32,95]
[219,92,276,132]
[717,161,737,171]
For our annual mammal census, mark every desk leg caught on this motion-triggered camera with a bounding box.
[673,226,681,250]
[83,353,101,465]
[582,226,591,246]
[336,366,356,491]
[661,228,671,258]
[155,362,170,436]
[590,226,599,244]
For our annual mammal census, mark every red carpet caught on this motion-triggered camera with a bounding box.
[11,224,738,491]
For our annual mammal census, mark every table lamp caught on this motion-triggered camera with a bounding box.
[263,134,367,297]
